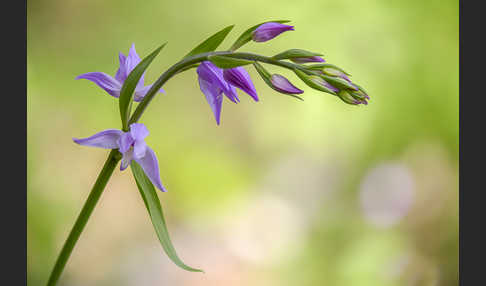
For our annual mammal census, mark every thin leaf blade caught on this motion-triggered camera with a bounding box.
[130,162,203,273]
[119,43,166,131]
[229,20,290,51]
[207,55,254,69]
[184,25,234,58]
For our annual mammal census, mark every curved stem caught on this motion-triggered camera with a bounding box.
[46,149,121,286]
[127,52,312,125]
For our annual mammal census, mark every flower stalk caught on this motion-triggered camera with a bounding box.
[49,20,370,286]
[47,149,121,286]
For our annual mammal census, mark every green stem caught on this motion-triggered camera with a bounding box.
[128,52,311,125]
[48,50,313,286]
[46,149,121,286]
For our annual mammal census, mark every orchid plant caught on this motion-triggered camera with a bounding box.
[47,20,370,286]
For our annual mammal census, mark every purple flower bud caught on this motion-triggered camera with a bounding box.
[290,56,326,64]
[323,67,351,82]
[338,90,368,105]
[270,74,304,94]
[252,22,294,42]
[223,67,258,101]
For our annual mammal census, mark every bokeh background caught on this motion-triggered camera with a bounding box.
[27,0,458,285]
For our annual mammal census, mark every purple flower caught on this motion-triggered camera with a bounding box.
[197,61,258,125]
[73,123,166,192]
[76,43,164,102]
[270,74,304,94]
[290,56,326,64]
[252,22,294,42]
[223,67,258,101]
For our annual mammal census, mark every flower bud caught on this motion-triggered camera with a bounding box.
[270,74,304,94]
[273,49,325,63]
[294,69,338,95]
[252,22,294,42]
[337,90,368,105]
[253,62,304,100]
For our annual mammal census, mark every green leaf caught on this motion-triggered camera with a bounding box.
[273,49,323,61]
[130,162,203,273]
[184,25,234,58]
[253,62,304,101]
[229,20,290,51]
[207,55,254,69]
[307,63,351,75]
[119,43,166,131]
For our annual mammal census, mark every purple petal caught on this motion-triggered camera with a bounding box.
[129,123,149,141]
[252,22,294,42]
[223,67,259,101]
[197,61,239,103]
[135,146,167,192]
[133,84,165,102]
[117,132,134,154]
[133,140,147,159]
[73,129,123,149]
[198,77,223,125]
[76,72,122,98]
[120,148,133,171]
[270,74,304,94]
[115,52,127,82]
[290,56,326,64]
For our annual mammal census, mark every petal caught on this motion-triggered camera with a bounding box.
[197,61,238,103]
[252,22,294,42]
[126,43,145,88]
[117,132,134,153]
[133,84,165,102]
[223,67,258,101]
[76,72,122,98]
[133,140,147,159]
[198,77,223,125]
[120,148,134,171]
[129,123,149,141]
[135,146,167,192]
[115,52,127,82]
[270,74,304,94]
[73,129,123,149]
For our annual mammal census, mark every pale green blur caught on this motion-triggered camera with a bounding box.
[27,0,458,285]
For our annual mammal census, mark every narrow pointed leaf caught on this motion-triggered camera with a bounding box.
[184,25,234,58]
[130,161,203,272]
[273,49,323,61]
[307,63,351,75]
[119,43,166,131]
[207,55,254,69]
[253,62,304,101]
[229,20,290,51]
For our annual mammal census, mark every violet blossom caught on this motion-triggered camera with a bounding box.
[76,43,164,102]
[270,74,304,94]
[252,22,294,42]
[73,123,166,192]
[197,61,258,125]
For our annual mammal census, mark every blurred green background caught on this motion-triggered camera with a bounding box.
[27,0,458,285]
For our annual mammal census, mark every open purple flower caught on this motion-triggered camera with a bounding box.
[252,22,294,42]
[73,123,166,192]
[197,61,258,125]
[76,43,164,102]
[270,74,304,94]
